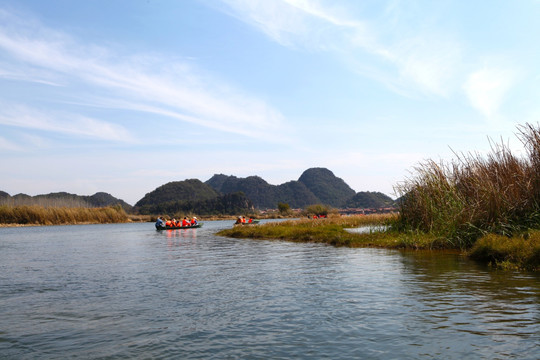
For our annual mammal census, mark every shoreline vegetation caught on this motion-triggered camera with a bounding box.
[218,123,540,271]
[0,205,131,226]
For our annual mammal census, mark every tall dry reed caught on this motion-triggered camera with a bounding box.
[395,123,540,248]
[0,205,128,225]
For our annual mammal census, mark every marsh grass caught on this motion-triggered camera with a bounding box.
[469,231,540,271]
[217,214,434,248]
[0,205,129,225]
[395,123,540,248]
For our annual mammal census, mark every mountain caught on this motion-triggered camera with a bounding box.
[205,168,391,209]
[0,191,132,211]
[343,191,396,209]
[204,175,319,209]
[297,168,356,207]
[273,181,320,208]
[134,179,253,215]
[135,179,219,208]
[204,174,230,192]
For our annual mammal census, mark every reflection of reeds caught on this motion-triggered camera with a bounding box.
[395,123,540,248]
[0,205,128,225]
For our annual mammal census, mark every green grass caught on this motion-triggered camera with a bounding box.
[218,214,441,249]
[218,213,539,271]
[469,230,540,271]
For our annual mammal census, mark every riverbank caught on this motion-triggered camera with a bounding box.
[217,214,539,271]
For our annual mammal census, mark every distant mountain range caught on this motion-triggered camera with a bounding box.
[0,191,133,212]
[134,167,395,214]
[1,168,396,215]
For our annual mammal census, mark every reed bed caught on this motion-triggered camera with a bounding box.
[395,123,540,249]
[0,205,128,226]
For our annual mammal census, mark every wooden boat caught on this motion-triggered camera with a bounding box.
[156,223,202,230]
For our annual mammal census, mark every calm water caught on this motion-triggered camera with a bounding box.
[1,221,538,359]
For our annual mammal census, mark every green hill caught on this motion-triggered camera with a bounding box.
[298,168,356,207]
[134,179,254,215]
[1,191,132,211]
[204,175,320,209]
[273,181,320,208]
[205,168,390,209]
[343,191,395,208]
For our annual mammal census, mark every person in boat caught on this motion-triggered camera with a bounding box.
[182,217,190,227]
[165,219,173,227]
[190,217,198,226]
[235,216,242,225]
[248,217,253,223]
[155,217,165,227]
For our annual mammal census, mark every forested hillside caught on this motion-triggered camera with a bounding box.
[0,191,132,211]
[205,168,395,209]
[297,168,356,207]
[134,179,254,215]
[343,191,395,209]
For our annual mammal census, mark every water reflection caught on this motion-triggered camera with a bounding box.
[397,251,540,358]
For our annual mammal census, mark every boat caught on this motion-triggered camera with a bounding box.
[234,219,260,225]
[155,223,203,230]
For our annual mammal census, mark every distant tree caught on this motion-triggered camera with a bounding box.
[278,202,291,215]
[304,204,329,217]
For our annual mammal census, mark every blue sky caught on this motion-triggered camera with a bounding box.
[1,0,539,205]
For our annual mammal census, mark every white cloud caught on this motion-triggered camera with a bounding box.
[0,103,135,142]
[463,67,516,119]
[0,8,285,140]
[216,0,462,98]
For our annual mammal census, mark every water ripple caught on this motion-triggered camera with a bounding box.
[0,222,538,359]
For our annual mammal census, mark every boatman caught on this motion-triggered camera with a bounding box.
[155,216,165,228]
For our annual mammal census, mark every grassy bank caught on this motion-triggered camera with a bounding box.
[0,204,129,226]
[218,214,403,248]
[217,214,539,270]
[217,214,455,249]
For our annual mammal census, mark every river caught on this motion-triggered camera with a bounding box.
[1,220,538,359]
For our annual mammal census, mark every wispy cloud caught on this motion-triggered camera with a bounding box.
[0,8,285,140]
[216,0,463,97]
[0,102,135,142]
